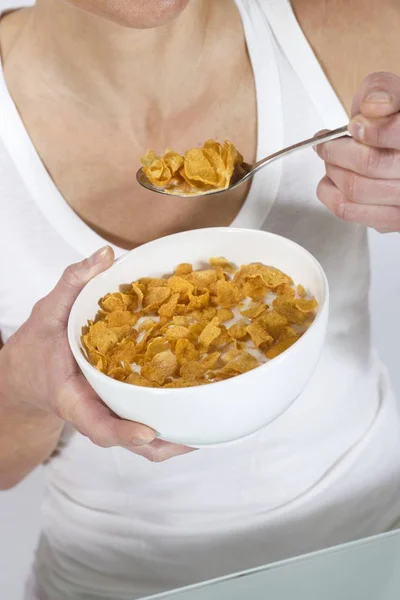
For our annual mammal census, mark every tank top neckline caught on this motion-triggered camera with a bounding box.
[263,0,348,126]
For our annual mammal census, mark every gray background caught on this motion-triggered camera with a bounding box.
[1,1,400,598]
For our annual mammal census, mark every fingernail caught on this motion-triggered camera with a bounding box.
[132,432,155,446]
[87,246,111,266]
[349,119,365,141]
[365,91,392,104]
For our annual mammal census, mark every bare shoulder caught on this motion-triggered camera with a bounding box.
[290,0,400,113]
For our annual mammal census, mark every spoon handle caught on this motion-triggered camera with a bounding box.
[249,124,350,178]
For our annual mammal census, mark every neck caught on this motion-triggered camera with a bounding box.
[25,0,219,115]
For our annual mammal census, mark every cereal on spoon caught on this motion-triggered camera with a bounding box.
[141,139,250,196]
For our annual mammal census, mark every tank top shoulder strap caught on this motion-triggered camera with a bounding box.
[231,0,285,228]
[248,0,348,128]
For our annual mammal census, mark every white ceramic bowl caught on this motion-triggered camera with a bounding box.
[68,228,329,447]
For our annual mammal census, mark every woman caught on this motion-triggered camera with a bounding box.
[0,0,400,598]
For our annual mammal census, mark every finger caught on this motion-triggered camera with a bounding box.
[348,113,400,150]
[56,373,156,447]
[44,246,115,327]
[325,163,400,206]
[125,438,196,462]
[351,72,400,118]
[315,136,400,179]
[375,228,394,234]
[317,175,400,231]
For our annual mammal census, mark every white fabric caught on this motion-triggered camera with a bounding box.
[0,1,399,599]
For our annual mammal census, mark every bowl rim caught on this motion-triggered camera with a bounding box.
[67,227,329,394]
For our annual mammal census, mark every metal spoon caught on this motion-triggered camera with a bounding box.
[136,125,350,198]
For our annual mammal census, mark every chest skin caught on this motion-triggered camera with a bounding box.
[1,0,400,249]
[1,1,257,249]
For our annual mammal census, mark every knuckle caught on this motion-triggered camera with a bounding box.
[89,430,113,449]
[30,298,55,333]
[377,149,396,174]
[90,437,111,449]
[331,193,347,221]
[316,176,330,203]
[363,122,381,147]
[139,446,158,462]
[316,179,324,198]
[31,297,47,318]
[74,423,89,438]
[374,124,390,148]
[149,452,167,463]
[360,145,396,176]
[363,147,397,176]
[317,142,329,162]
[362,71,398,94]
[364,71,391,88]
[62,263,84,289]
[54,389,78,423]
[343,171,359,202]
[88,415,116,448]
[362,146,382,175]
[332,201,346,221]
[135,446,164,463]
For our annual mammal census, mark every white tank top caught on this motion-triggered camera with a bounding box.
[1,2,400,599]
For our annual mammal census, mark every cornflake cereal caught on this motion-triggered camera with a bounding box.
[81,260,318,388]
[141,140,249,195]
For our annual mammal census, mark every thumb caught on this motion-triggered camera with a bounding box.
[351,72,400,119]
[46,246,115,325]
